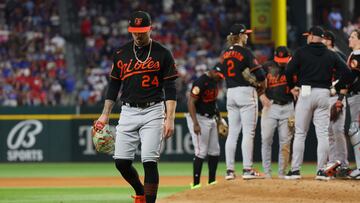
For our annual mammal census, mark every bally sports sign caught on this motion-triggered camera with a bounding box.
[6,120,44,162]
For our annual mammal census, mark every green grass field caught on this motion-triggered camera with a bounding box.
[0,162,319,203]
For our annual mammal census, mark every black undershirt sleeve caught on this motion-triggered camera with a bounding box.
[105,78,122,101]
[164,79,177,101]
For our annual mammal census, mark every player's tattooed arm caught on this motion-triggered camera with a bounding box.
[97,100,115,124]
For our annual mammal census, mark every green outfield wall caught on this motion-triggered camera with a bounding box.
[0,105,353,162]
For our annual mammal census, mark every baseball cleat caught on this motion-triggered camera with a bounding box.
[242,168,265,180]
[132,195,145,203]
[349,168,360,180]
[315,169,331,181]
[284,170,301,180]
[335,166,352,179]
[190,183,202,189]
[225,170,236,180]
[323,160,341,177]
[208,181,217,186]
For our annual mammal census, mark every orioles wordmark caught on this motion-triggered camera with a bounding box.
[116,57,161,80]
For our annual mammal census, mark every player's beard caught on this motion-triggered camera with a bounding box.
[133,33,151,47]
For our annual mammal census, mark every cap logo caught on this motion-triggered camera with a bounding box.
[134,18,143,26]
[279,52,284,57]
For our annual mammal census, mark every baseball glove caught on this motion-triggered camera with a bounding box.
[287,115,295,134]
[92,120,115,154]
[330,100,343,122]
[216,117,228,138]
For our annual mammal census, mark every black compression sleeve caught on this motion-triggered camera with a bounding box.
[105,78,121,101]
[164,80,177,101]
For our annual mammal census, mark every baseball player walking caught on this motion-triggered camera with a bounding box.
[96,11,178,203]
[284,26,353,180]
[220,24,266,180]
[260,46,294,179]
[323,30,350,177]
[347,29,360,179]
[186,65,224,189]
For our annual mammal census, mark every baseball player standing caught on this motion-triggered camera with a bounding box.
[284,26,353,180]
[96,11,178,203]
[220,24,266,180]
[323,30,350,177]
[186,65,224,189]
[347,29,360,179]
[260,46,294,179]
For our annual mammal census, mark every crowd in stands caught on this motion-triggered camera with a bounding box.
[0,0,359,106]
[0,0,75,106]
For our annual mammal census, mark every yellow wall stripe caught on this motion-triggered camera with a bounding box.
[0,112,228,120]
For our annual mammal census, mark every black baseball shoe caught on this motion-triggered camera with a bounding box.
[315,169,331,181]
[225,170,236,180]
[284,170,301,180]
[335,166,352,179]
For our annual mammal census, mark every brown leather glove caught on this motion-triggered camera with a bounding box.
[330,100,343,122]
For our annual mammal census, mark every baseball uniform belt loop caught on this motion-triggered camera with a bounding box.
[123,101,161,108]
[272,100,291,105]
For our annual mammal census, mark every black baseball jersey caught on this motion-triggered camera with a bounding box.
[110,40,178,103]
[190,74,219,116]
[220,45,265,88]
[262,61,293,103]
[286,42,353,89]
[348,50,360,93]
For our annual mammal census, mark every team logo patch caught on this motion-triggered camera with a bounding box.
[134,18,143,26]
[192,86,200,95]
[350,59,358,69]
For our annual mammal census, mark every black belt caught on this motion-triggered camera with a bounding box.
[272,100,291,105]
[199,113,216,118]
[123,101,161,108]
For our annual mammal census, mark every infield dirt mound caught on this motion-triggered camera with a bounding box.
[158,177,359,203]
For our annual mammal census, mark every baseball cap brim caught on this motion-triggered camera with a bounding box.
[128,26,151,33]
[274,56,291,63]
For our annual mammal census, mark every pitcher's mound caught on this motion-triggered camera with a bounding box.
[159,177,359,203]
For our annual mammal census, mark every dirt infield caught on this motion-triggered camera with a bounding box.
[0,176,191,187]
[159,177,359,203]
[1,176,358,202]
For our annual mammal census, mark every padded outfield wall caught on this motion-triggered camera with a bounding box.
[0,104,352,162]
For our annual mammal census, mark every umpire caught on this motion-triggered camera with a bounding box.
[284,26,354,180]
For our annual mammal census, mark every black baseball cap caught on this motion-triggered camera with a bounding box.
[229,24,252,35]
[210,64,224,79]
[323,30,336,42]
[128,11,151,33]
[274,46,291,63]
[302,26,324,37]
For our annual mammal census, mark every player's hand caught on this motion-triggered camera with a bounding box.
[97,114,109,124]
[193,122,201,136]
[260,94,271,108]
[163,118,175,139]
[290,87,300,101]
